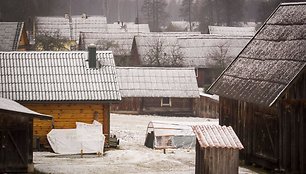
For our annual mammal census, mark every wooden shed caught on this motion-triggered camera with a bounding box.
[194,91,219,118]
[192,125,244,174]
[207,2,306,173]
[111,67,199,116]
[0,97,52,173]
[0,51,121,148]
[0,22,29,51]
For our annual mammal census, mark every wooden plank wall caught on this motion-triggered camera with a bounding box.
[23,103,105,146]
[194,96,219,118]
[111,97,141,114]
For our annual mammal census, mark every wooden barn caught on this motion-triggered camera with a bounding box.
[207,2,306,173]
[0,97,52,173]
[192,125,244,174]
[111,67,199,116]
[0,22,29,51]
[0,50,121,148]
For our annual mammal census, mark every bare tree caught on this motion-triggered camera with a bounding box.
[35,31,70,51]
[143,39,184,67]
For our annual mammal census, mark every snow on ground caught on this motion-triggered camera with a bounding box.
[34,113,257,174]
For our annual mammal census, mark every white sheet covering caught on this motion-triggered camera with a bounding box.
[47,121,105,154]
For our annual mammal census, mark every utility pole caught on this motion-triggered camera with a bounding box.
[189,0,192,31]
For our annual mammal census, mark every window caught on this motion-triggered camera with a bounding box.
[161,97,171,107]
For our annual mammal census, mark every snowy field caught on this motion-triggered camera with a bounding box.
[34,113,257,174]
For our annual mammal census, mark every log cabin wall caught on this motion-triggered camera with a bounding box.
[23,103,109,147]
[142,97,195,116]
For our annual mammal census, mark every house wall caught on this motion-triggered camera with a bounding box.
[219,71,306,173]
[0,111,33,173]
[194,96,219,118]
[197,68,216,88]
[195,140,239,174]
[142,97,195,116]
[23,103,109,147]
[111,97,142,114]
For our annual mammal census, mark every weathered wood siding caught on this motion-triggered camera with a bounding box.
[195,140,239,174]
[194,96,219,118]
[219,71,306,173]
[111,97,142,114]
[23,103,109,146]
[142,97,195,116]
[0,112,33,173]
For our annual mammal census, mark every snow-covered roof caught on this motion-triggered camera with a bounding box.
[35,15,107,40]
[116,67,199,98]
[178,35,251,68]
[0,22,24,51]
[208,26,256,36]
[107,23,150,33]
[208,2,306,107]
[0,51,121,102]
[0,97,52,119]
[193,125,244,149]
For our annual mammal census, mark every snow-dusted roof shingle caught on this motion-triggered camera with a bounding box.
[0,97,52,119]
[79,32,136,56]
[0,51,121,102]
[192,125,244,149]
[116,67,199,98]
[107,23,150,33]
[0,22,24,51]
[208,26,256,36]
[178,35,251,68]
[208,2,306,107]
[35,15,107,40]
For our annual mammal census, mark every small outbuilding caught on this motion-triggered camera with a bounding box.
[0,97,52,173]
[192,125,244,174]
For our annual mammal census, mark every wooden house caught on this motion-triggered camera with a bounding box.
[192,125,244,174]
[0,97,52,173]
[207,2,306,173]
[111,67,199,116]
[34,15,107,41]
[0,22,29,51]
[0,50,121,148]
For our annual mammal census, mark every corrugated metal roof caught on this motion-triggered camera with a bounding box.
[0,97,52,119]
[116,67,199,98]
[178,35,251,68]
[192,125,244,149]
[35,16,107,40]
[0,51,121,102]
[79,32,136,56]
[0,22,23,51]
[208,26,256,36]
[107,23,150,33]
[208,3,306,107]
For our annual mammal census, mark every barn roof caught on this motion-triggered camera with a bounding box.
[0,22,24,51]
[107,23,150,33]
[79,32,136,56]
[208,2,306,107]
[192,125,244,149]
[178,35,251,68]
[35,15,107,40]
[0,51,121,102]
[208,26,256,36]
[0,97,52,119]
[116,67,199,98]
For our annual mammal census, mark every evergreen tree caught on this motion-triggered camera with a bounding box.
[141,0,168,31]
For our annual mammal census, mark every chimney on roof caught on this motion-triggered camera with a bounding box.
[64,13,69,19]
[88,44,97,69]
[82,13,87,19]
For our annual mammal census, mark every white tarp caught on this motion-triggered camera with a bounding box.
[47,120,105,154]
